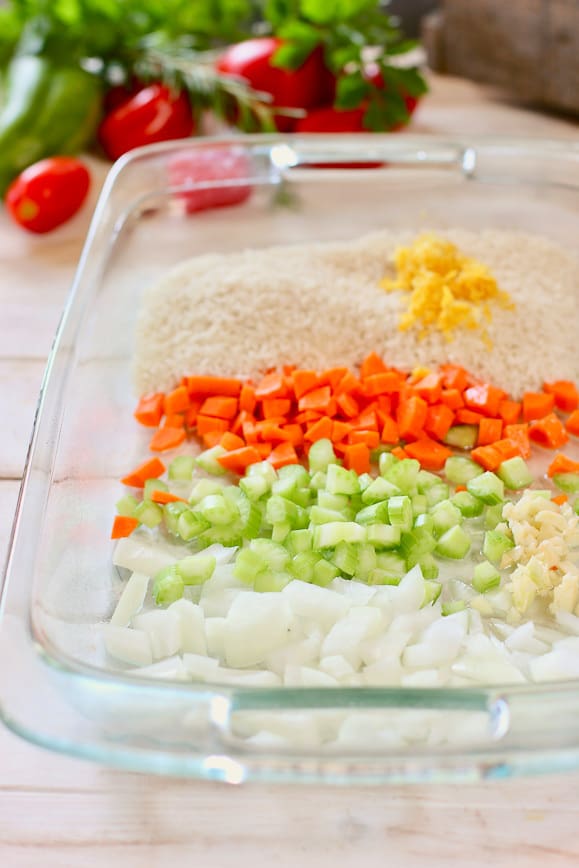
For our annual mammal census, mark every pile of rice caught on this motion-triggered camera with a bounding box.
[133,228,579,398]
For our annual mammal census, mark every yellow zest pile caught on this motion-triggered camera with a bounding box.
[380,233,514,345]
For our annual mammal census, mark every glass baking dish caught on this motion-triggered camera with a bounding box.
[1,134,579,784]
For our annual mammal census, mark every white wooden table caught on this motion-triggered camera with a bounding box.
[1,73,579,867]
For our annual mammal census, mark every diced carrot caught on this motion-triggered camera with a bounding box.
[477,417,503,446]
[363,371,404,396]
[528,413,569,449]
[292,369,319,399]
[186,376,241,398]
[199,395,238,420]
[217,446,262,474]
[220,431,246,451]
[552,494,568,506]
[547,453,579,477]
[331,420,353,443]
[239,383,257,414]
[404,437,452,471]
[256,442,273,458]
[455,485,467,493]
[360,351,387,378]
[281,424,304,447]
[413,372,442,405]
[380,416,399,445]
[185,399,203,428]
[504,423,531,459]
[195,415,229,437]
[335,370,361,395]
[440,388,464,410]
[134,392,165,427]
[121,457,166,487]
[376,395,392,415]
[440,364,468,392]
[254,370,289,399]
[455,408,484,425]
[242,420,259,444]
[336,392,359,418]
[522,391,555,422]
[255,421,291,442]
[162,413,185,429]
[149,490,187,504]
[391,446,409,460]
[298,385,332,413]
[332,441,349,457]
[149,426,186,452]
[463,383,502,418]
[202,430,225,448]
[294,409,323,424]
[492,438,521,461]
[543,380,579,413]
[396,394,428,440]
[424,404,454,441]
[348,429,380,449]
[111,515,139,539]
[471,444,502,472]
[498,400,521,426]
[343,442,371,475]
[319,367,349,390]
[262,398,292,419]
[352,407,378,431]
[566,410,579,436]
[163,385,190,415]
[304,416,333,442]
[268,441,298,469]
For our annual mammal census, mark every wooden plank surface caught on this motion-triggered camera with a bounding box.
[0,73,578,866]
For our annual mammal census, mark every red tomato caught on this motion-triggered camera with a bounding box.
[168,146,252,214]
[5,157,91,234]
[98,83,194,161]
[217,37,328,130]
[295,105,366,133]
[103,78,144,114]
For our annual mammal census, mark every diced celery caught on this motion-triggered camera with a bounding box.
[553,473,579,494]
[144,477,168,499]
[375,551,407,576]
[416,469,440,493]
[176,554,216,585]
[444,456,484,485]
[309,471,327,490]
[198,524,243,547]
[198,493,238,525]
[246,460,277,483]
[153,566,184,606]
[290,551,320,582]
[422,580,442,606]
[379,451,399,476]
[451,490,484,518]
[367,569,401,586]
[134,499,164,528]
[426,482,450,508]
[418,553,439,579]
[168,454,196,481]
[366,524,401,550]
[414,512,434,533]
[239,473,269,502]
[313,558,340,586]
[444,425,478,450]
[442,600,466,616]
[484,503,504,530]
[355,543,377,578]
[361,476,401,504]
[278,463,310,486]
[286,528,313,554]
[308,438,338,473]
[387,495,413,532]
[358,472,373,491]
[190,478,225,504]
[326,463,360,496]
[385,459,420,494]
[497,456,534,490]
[435,525,471,559]
[330,541,358,576]
[472,560,501,593]
[254,571,292,592]
[317,490,350,511]
[195,445,227,475]
[400,526,436,558]
[116,494,138,517]
[355,501,391,525]
[265,494,300,526]
[163,501,189,536]
[309,505,348,525]
[250,539,291,570]
[272,475,298,500]
[177,509,210,541]
[271,521,292,543]
[233,548,267,584]
[412,494,428,515]
[467,471,505,505]
[314,522,366,548]
[430,499,463,537]
[575,498,579,516]
[482,529,514,565]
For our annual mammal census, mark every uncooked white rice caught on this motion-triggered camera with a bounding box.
[133,228,579,398]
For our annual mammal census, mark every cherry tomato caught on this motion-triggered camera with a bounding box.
[168,146,252,214]
[295,105,366,133]
[217,37,328,130]
[98,83,194,161]
[5,156,91,234]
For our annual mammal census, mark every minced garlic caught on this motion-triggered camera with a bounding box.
[380,233,514,345]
